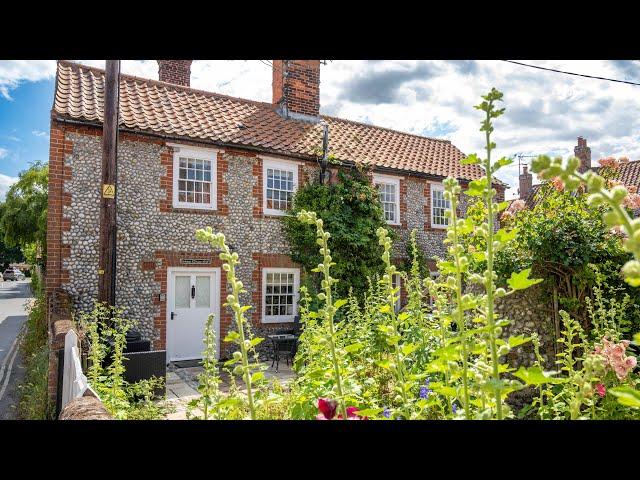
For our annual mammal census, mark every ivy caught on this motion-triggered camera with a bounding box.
[283,167,394,299]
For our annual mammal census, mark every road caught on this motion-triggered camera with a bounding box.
[0,280,32,419]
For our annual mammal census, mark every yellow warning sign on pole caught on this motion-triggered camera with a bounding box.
[102,184,115,198]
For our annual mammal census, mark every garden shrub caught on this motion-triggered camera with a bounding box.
[80,303,170,420]
[283,167,392,300]
[18,270,53,419]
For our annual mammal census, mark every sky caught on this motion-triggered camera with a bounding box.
[1,59,640,200]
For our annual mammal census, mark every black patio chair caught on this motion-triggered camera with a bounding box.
[270,335,298,372]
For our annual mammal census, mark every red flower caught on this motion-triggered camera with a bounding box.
[316,398,338,420]
[596,383,606,398]
[316,399,368,420]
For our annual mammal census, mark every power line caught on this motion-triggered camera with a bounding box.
[503,60,640,86]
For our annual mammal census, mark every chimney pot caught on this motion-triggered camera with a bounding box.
[574,136,591,173]
[519,163,533,200]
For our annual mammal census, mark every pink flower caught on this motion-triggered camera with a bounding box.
[593,336,638,381]
[599,157,620,170]
[550,177,565,192]
[623,193,640,210]
[619,156,630,164]
[316,398,337,420]
[596,383,606,397]
[627,185,638,194]
[316,399,367,420]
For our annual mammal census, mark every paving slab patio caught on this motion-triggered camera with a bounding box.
[164,362,296,420]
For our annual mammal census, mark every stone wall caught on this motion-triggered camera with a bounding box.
[496,282,557,368]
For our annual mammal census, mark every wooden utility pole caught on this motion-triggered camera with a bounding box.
[98,60,121,306]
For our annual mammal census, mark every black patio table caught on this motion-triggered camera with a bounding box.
[268,333,298,372]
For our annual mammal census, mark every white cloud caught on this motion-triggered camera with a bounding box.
[0,147,7,158]
[0,172,17,200]
[69,60,640,199]
[0,60,56,99]
[32,130,48,137]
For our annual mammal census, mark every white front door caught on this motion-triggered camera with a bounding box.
[167,267,220,362]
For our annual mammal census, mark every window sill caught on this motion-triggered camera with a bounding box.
[262,317,295,324]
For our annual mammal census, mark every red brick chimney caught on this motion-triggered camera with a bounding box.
[519,164,533,200]
[272,60,321,121]
[574,136,591,173]
[157,60,193,87]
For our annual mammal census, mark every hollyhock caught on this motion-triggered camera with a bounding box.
[619,156,630,164]
[511,199,526,212]
[599,156,620,170]
[627,185,638,194]
[316,398,367,420]
[316,398,338,420]
[550,176,565,192]
[623,193,640,210]
[596,383,606,397]
[594,337,638,381]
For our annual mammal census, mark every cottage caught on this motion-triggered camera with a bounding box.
[47,60,505,361]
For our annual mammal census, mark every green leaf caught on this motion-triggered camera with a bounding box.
[401,343,418,356]
[507,268,543,291]
[224,331,240,343]
[496,201,510,213]
[492,157,513,172]
[466,178,488,197]
[353,408,383,418]
[508,335,531,348]
[512,366,565,385]
[495,228,517,243]
[609,386,640,408]
[333,299,348,310]
[249,337,264,347]
[344,342,365,354]
[250,372,265,383]
[461,153,480,165]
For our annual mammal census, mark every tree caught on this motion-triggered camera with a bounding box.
[0,233,23,269]
[282,167,394,299]
[0,162,48,265]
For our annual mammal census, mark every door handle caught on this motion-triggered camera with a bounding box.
[171,311,177,320]
[191,285,196,299]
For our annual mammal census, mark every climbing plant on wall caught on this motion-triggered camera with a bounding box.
[282,166,394,299]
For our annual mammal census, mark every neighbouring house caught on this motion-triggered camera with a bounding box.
[509,136,640,213]
[47,60,505,361]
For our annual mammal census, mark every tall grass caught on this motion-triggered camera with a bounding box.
[18,270,54,419]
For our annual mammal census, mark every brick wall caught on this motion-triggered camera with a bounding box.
[272,60,321,118]
[157,60,192,87]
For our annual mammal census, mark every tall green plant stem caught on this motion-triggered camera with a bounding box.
[299,211,348,419]
[378,230,409,410]
[448,191,471,418]
[482,98,503,420]
[195,228,258,420]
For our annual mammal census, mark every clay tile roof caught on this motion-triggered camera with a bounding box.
[52,60,489,182]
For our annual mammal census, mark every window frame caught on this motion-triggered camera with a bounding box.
[262,267,300,323]
[262,157,299,216]
[171,145,218,211]
[430,182,450,229]
[392,273,402,313]
[373,173,401,226]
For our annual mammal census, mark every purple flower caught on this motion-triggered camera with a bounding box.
[383,408,391,418]
[452,402,458,414]
[419,378,432,399]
